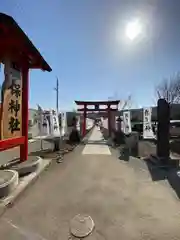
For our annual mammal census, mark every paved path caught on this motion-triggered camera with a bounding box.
[0,128,180,239]
[82,127,111,155]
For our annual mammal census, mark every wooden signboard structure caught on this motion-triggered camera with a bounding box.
[0,13,52,161]
[75,100,120,137]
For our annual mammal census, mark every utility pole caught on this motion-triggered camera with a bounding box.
[54,77,59,114]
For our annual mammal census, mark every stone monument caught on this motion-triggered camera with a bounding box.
[157,98,170,164]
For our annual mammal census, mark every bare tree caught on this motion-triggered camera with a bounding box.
[120,94,132,110]
[155,73,180,104]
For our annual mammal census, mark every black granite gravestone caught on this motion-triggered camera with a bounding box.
[157,99,170,164]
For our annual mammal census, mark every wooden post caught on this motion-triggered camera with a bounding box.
[107,105,111,137]
[20,64,29,161]
[83,105,87,137]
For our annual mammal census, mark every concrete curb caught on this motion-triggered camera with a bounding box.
[0,170,19,199]
[10,156,42,177]
[0,158,52,215]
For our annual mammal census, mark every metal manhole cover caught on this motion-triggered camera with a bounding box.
[70,214,95,238]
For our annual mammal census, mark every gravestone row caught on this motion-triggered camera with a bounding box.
[102,100,174,166]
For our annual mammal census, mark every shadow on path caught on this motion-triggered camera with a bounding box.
[144,158,180,199]
[117,144,180,199]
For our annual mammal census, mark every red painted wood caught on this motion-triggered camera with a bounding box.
[20,65,29,162]
[77,108,118,112]
[0,13,52,72]
[107,105,111,137]
[75,100,119,137]
[0,136,25,151]
[83,110,87,137]
[75,100,120,105]
[0,13,51,161]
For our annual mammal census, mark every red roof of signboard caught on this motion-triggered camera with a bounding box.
[0,13,52,72]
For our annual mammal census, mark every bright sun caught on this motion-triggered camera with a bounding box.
[125,19,142,41]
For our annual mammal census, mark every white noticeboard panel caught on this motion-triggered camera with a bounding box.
[61,111,67,136]
[143,108,155,139]
[49,110,60,137]
[120,117,124,132]
[41,112,50,136]
[115,116,119,131]
[37,106,50,136]
[76,116,80,130]
[123,111,132,134]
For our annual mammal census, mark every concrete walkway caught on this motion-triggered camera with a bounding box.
[82,127,111,155]
[0,128,180,239]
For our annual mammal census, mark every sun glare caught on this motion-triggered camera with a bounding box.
[125,19,142,41]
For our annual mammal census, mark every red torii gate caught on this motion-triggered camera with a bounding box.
[0,13,52,161]
[75,100,120,137]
